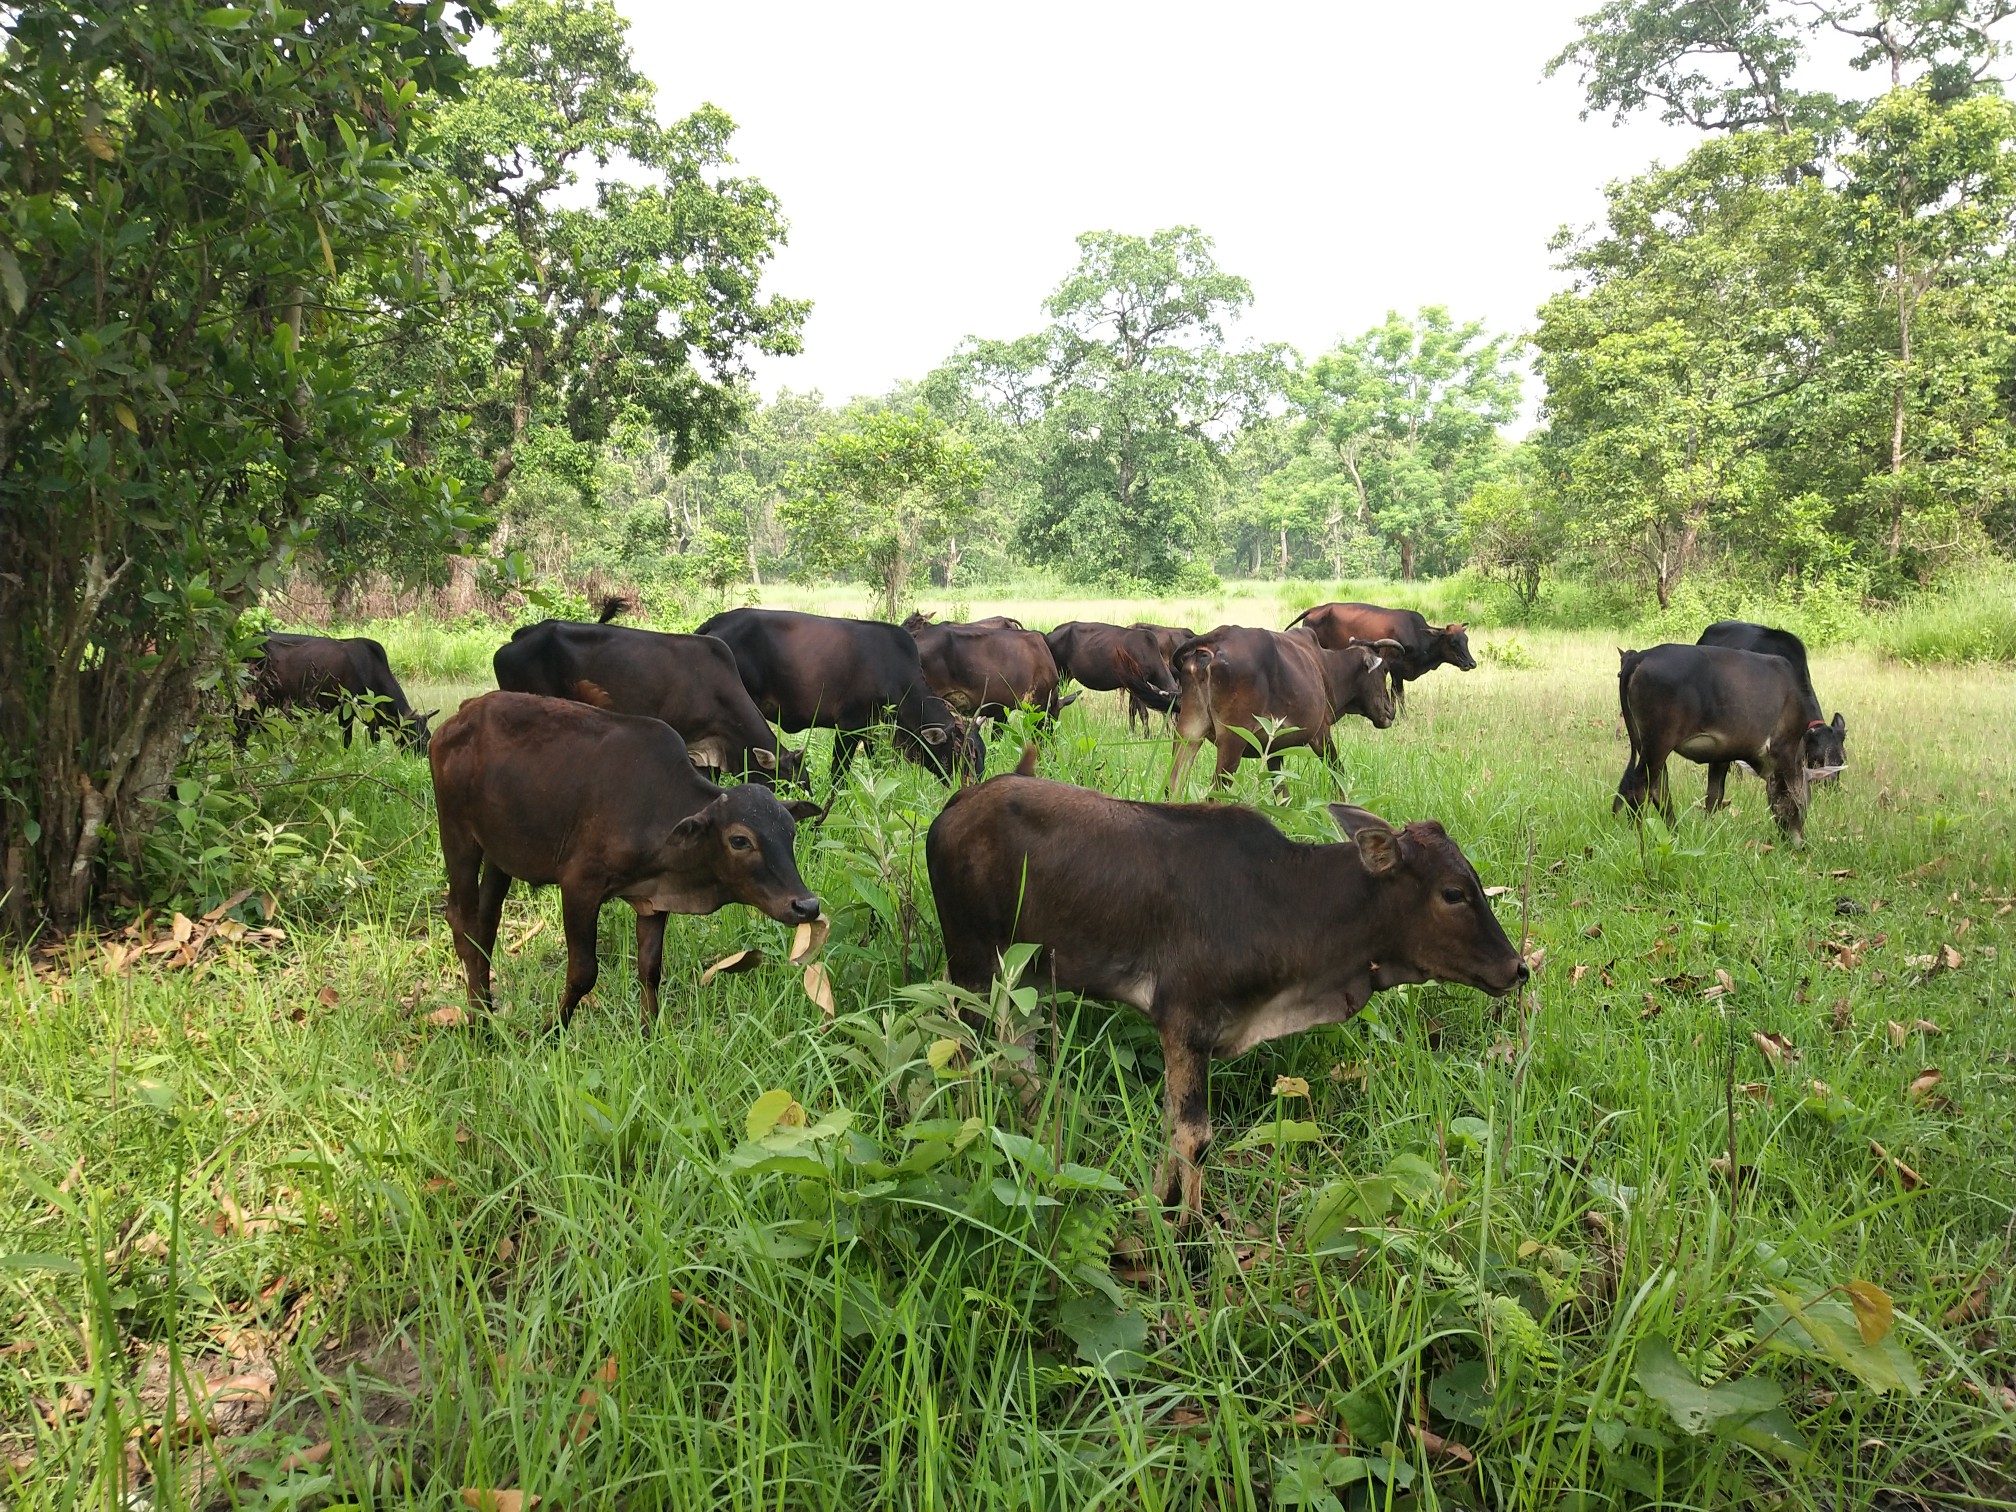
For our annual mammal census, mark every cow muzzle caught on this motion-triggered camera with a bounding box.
[787,894,822,923]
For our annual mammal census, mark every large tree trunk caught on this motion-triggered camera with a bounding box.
[1888,235,1911,559]
[1399,536,1416,581]
[1278,527,1289,578]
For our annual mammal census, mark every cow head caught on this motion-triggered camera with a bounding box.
[755,740,811,790]
[668,785,822,923]
[403,709,438,754]
[1803,711,1847,780]
[1333,645,1397,728]
[1433,623,1477,672]
[1328,805,1526,996]
[899,692,986,783]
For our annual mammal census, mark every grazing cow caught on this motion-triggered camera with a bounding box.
[1696,620,1846,784]
[430,692,821,1029]
[493,604,805,787]
[1167,625,1396,794]
[928,754,1526,1217]
[245,633,435,751]
[904,611,1028,632]
[1614,644,1845,842]
[1044,621,1195,732]
[695,607,982,788]
[905,616,1068,721]
[1285,602,1475,710]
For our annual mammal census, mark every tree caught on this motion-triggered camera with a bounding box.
[338,0,807,591]
[1460,447,1567,610]
[0,1,491,934]
[1290,309,1522,580]
[947,229,1283,587]
[781,409,990,619]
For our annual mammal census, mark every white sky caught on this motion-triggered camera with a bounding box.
[616,0,1711,411]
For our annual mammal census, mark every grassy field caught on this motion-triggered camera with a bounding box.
[3,611,2013,1511]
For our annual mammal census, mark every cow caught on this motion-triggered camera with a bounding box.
[1614,644,1845,843]
[905,616,1068,722]
[1044,621,1196,733]
[927,751,1526,1218]
[244,632,435,751]
[493,603,805,787]
[1285,602,1475,710]
[1167,625,1396,795]
[1696,620,1846,786]
[695,607,982,789]
[903,611,1028,632]
[430,692,821,1030]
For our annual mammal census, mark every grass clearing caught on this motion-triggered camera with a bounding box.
[3,625,2013,1510]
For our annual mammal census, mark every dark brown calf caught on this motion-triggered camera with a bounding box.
[1168,625,1395,794]
[1286,602,1474,710]
[431,693,820,1030]
[927,765,1525,1216]
[1615,644,1839,843]
[906,617,1066,721]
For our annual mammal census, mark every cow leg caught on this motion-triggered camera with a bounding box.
[634,909,668,1030]
[1649,750,1676,824]
[1704,761,1731,813]
[443,842,496,1013]
[1154,1030,1212,1221]
[554,889,603,1030]
[1766,759,1810,844]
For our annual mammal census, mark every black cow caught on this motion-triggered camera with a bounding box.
[1615,644,1844,843]
[1696,620,1846,784]
[1285,603,1475,710]
[245,633,434,751]
[494,605,804,787]
[928,751,1525,1217]
[695,608,982,788]
[431,692,821,1029]
[1044,621,1195,733]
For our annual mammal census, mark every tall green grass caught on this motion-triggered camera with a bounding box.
[5,631,2012,1509]
[1876,567,2016,665]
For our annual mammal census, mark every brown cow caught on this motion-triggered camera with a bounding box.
[1167,626,1396,794]
[1615,644,1839,843]
[927,755,1526,1216]
[1285,602,1475,710]
[905,616,1067,721]
[431,692,821,1030]
[1044,621,1195,733]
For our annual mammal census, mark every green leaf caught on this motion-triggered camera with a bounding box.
[1428,1359,1501,1429]
[1055,1295,1148,1376]
[1233,1117,1323,1150]
[1733,1406,1811,1466]
[1758,1288,1923,1396]
[201,6,253,24]
[1635,1336,1785,1434]
[745,1088,799,1140]
[1844,1278,1894,1344]
[0,245,24,314]
[1302,1176,1395,1245]
[0,1252,81,1275]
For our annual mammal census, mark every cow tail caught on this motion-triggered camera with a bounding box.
[1117,646,1177,714]
[597,595,627,624]
[1616,649,1646,775]
[1014,743,1039,777]
[1284,605,1316,630]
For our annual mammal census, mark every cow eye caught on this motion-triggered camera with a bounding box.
[728,833,754,852]
[1441,886,1466,905]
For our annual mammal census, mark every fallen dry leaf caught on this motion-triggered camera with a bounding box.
[1870,1141,1923,1191]
[1571,963,1590,984]
[1906,1068,1944,1102]
[700,948,763,986]
[1583,922,1603,940]
[1483,885,1511,898]
[1412,1424,1476,1466]
[1752,1031,1799,1068]
[1887,1020,1908,1048]
[1831,997,1851,1035]
[1272,1075,1310,1099]
[1171,1407,1209,1427]
[275,1441,331,1473]
[1844,1279,1894,1345]
[495,1235,516,1263]
[789,914,831,964]
[1330,1061,1369,1086]
[506,918,545,955]
[1738,1082,1771,1101]
[1523,945,1547,975]
[802,962,836,1017]
[171,912,194,945]
[668,1287,744,1335]
[1639,997,1662,1021]
[316,986,338,1010]
[1716,968,1734,993]
[1943,1274,1996,1328]
[424,1006,468,1029]
[461,1492,537,1512]
[1942,944,1964,971]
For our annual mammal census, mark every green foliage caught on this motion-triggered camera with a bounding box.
[1877,564,2016,661]
[0,0,490,931]
[781,408,991,620]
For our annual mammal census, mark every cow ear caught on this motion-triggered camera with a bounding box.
[922,725,948,745]
[1831,712,1845,733]
[784,799,823,823]
[671,796,725,842]
[754,747,777,769]
[1449,622,1467,634]
[1329,804,1401,873]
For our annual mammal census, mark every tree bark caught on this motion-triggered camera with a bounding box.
[1399,536,1416,581]
[1888,233,1911,559]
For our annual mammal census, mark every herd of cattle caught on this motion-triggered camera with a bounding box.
[243,601,1848,1213]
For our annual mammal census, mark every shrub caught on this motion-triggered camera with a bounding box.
[1877,567,2016,664]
